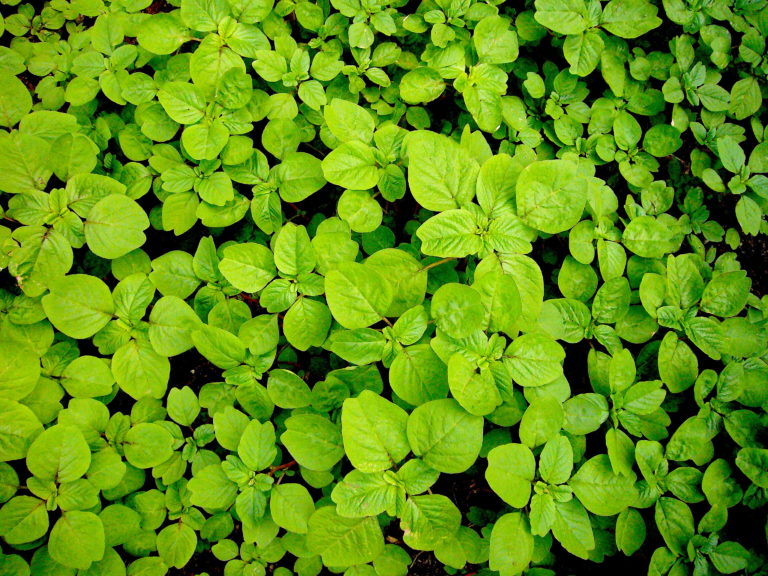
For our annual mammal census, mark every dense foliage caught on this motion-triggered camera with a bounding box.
[0,0,767,575]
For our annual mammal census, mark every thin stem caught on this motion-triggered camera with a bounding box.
[269,460,297,477]
[418,257,457,273]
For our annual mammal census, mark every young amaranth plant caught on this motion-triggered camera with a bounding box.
[0,0,767,575]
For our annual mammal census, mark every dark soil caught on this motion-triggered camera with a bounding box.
[409,551,450,576]
[169,349,223,390]
[144,0,173,14]
[169,549,223,576]
[737,233,768,297]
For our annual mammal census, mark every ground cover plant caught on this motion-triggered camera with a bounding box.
[0,0,767,574]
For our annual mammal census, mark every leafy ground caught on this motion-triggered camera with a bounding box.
[1,0,768,576]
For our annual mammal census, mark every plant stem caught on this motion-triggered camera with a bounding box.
[418,257,456,273]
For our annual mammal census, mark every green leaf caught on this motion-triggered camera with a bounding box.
[342,390,410,472]
[700,271,751,317]
[284,297,332,351]
[112,339,171,399]
[564,31,604,77]
[307,506,384,566]
[50,133,99,181]
[0,132,51,195]
[328,328,386,365]
[157,523,197,569]
[666,416,711,462]
[188,464,237,510]
[735,448,768,488]
[271,483,315,533]
[281,414,344,472]
[0,399,42,461]
[59,356,114,399]
[0,496,49,545]
[123,423,175,469]
[364,248,427,317]
[416,210,482,258]
[238,420,277,471]
[324,99,374,143]
[486,443,535,507]
[137,13,190,55]
[505,334,565,387]
[84,194,149,259]
[405,131,479,211]
[332,470,400,518]
[606,427,636,476]
[0,342,40,401]
[710,541,751,574]
[267,369,311,409]
[0,74,32,128]
[474,16,519,64]
[431,283,486,339]
[400,494,461,551]
[181,0,229,32]
[325,261,392,330]
[26,425,91,483]
[278,152,326,203]
[539,435,574,484]
[516,160,588,234]
[219,242,277,293]
[337,189,383,233]
[615,508,646,555]
[735,195,762,236]
[601,0,661,38]
[729,77,761,120]
[447,353,502,416]
[167,386,200,426]
[182,120,229,160]
[214,406,249,451]
[322,141,380,190]
[157,82,206,124]
[622,216,678,259]
[148,296,202,357]
[534,0,588,34]
[230,0,274,23]
[390,344,450,406]
[551,499,595,558]
[519,395,565,448]
[489,513,533,576]
[717,137,745,173]
[399,68,445,104]
[41,274,115,339]
[273,223,315,277]
[563,393,610,435]
[48,511,105,570]
[658,332,698,393]
[407,399,483,473]
[654,497,694,555]
[569,455,638,516]
[643,125,682,157]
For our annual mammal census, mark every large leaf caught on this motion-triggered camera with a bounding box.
[516,160,588,234]
[407,399,483,473]
[84,194,150,259]
[325,261,392,329]
[48,511,105,570]
[486,443,535,507]
[41,274,114,339]
[307,506,384,566]
[406,131,479,211]
[489,512,534,576]
[342,391,410,472]
[569,454,638,516]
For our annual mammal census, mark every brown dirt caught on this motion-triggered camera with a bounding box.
[737,233,768,298]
